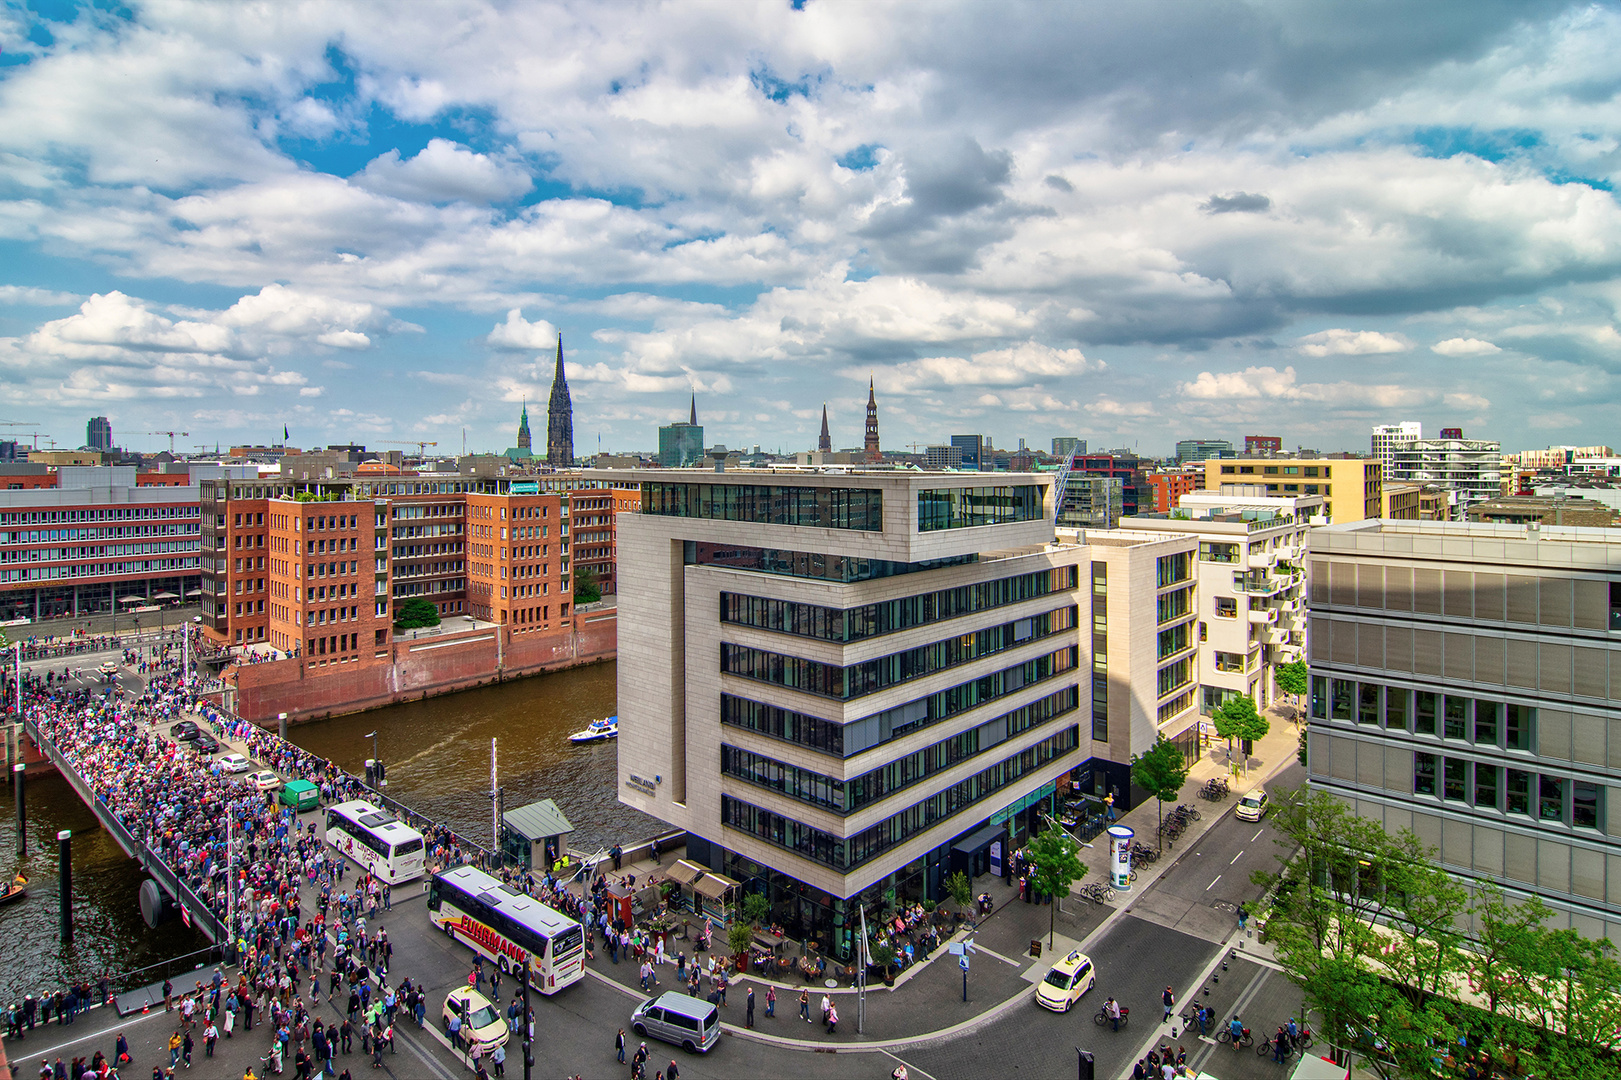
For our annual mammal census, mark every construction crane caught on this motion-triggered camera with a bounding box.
[146,430,190,454]
[380,440,439,458]
[0,421,44,449]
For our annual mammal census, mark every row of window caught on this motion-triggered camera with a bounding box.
[721,686,1078,814]
[688,541,976,584]
[1156,552,1191,588]
[0,558,199,581]
[0,541,198,561]
[1311,677,1535,750]
[1092,561,1108,742]
[644,483,883,531]
[1157,586,1192,625]
[720,567,1076,644]
[719,650,1077,757]
[917,486,1044,532]
[0,507,199,525]
[1414,753,1602,829]
[720,725,1080,871]
[0,524,200,544]
[721,607,1072,700]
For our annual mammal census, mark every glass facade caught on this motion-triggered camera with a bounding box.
[917,486,1042,532]
[688,542,974,583]
[721,606,1074,700]
[644,483,882,530]
[720,649,1078,758]
[720,566,1076,643]
[1091,561,1107,742]
[720,725,1080,872]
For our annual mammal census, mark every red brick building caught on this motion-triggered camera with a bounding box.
[1146,468,1202,512]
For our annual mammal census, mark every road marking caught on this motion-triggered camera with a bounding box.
[969,943,1024,967]
[1251,829,1264,841]
[1206,874,1222,891]
[881,1049,939,1080]
[1230,851,1244,865]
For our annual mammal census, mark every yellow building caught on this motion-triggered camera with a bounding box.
[1203,456,1382,523]
[1383,482,1421,520]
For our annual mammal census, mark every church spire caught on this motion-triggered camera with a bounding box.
[864,375,881,463]
[690,393,698,426]
[818,403,832,452]
[516,396,532,452]
[546,334,574,467]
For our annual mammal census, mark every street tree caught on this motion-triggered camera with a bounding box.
[393,597,441,629]
[1274,659,1308,702]
[1212,695,1269,770]
[1130,737,1190,852]
[944,869,973,920]
[1026,824,1086,948]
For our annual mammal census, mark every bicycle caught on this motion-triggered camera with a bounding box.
[1258,1034,1296,1060]
[1080,882,1112,905]
[1093,1005,1129,1028]
[1216,1026,1254,1048]
[1177,803,1202,821]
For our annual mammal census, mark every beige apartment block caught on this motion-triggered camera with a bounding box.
[609,469,1196,961]
[1204,456,1382,523]
[1307,518,1621,944]
[1126,489,1317,714]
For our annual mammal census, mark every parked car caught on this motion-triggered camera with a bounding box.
[443,987,508,1052]
[168,720,200,741]
[1035,949,1096,1013]
[1235,788,1270,822]
[631,991,722,1054]
[216,753,251,774]
[191,733,221,755]
[246,770,282,792]
[97,661,119,676]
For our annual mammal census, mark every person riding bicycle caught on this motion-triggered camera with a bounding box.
[1105,997,1122,1032]
[1229,1015,1245,1043]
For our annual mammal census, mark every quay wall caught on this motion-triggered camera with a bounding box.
[228,608,617,725]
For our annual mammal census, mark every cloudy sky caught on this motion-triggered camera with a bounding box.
[2,1,1619,458]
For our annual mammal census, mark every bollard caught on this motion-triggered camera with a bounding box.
[58,829,72,946]
[278,712,288,741]
[13,762,24,858]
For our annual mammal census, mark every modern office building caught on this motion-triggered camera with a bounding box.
[1384,482,1422,520]
[1306,519,1621,944]
[1372,422,1423,474]
[1388,438,1503,515]
[1175,439,1233,463]
[1125,489,1316,712]
[1244,435,1282,456]
[1052,437,1086,461]
[614,469,1199,957]
[1057,474,1123,529]
[86,416,113,452]
[658,397,705,468]
[950,434,984,470]
[1465,495,1617,529]
[1204,456,1382,523]
[924,444,963,469]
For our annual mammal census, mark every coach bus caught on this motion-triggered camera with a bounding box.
[428,864,586,994]
[325,800,426,884]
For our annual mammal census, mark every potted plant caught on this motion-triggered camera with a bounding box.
[727,919,755,974]
[944,870,973,926]
[869,940,897,986]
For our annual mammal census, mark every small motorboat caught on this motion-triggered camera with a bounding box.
[0,873,27,906]
[568,716,619,744]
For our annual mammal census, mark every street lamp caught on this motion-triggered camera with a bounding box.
[365,731,385,788]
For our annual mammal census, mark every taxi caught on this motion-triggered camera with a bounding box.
[246,770,282,792]
[443,987,508,1052]
[1236,787,1270,822]
[1034,949,1095,1012]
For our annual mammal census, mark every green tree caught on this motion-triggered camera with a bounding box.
[726,919,755,968]
[944,869,973,917]
[1026,824,1087,948]
[573,566,601,605]
[1212,694,1269,770]
[392,597,441,629]
[1131,736,1191,852]
[1275,659,1308,703]
[740,890,771,928]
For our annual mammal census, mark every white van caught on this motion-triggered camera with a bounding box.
[631,991,722,1054]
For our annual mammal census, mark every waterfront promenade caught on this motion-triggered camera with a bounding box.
[4,657,1310,1079]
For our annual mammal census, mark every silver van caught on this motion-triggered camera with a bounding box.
[631,991,722,1053]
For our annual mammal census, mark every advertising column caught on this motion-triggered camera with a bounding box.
[1107,825,1134,890]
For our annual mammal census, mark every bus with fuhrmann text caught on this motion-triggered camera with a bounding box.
[428,864,586,994]
[325,800,426,885]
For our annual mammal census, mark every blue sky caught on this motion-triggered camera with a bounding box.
[1,0,1620,458]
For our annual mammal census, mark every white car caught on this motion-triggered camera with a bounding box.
[1034,949,1096,1012]
[217,753,252,774]
[246,770,282,792]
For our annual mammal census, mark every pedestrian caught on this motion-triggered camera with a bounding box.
[825,1003,837,1035]
[666,1061,678,1080]
[1105,792,1115,821]
[1273,1026,1289,1063]
[204,1022,218,1059]
[799,989,810,1023]
[616,1029,627,1064]
[1105,997,1121,1032]
[1236,903,1249,931]
[168,1030,182,1068]
[491,1043,505,1077]
[1162,985,1175,1023]
[632,1042,648,1073]
[764,985,775,1019]
[745,988,754,1028]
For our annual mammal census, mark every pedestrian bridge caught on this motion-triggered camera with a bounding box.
[23,714,225,944]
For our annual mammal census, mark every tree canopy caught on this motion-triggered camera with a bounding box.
[1131,736,1191,851]
[392,597,441,629]
[1213,694,1269,743]
[573,565,601,604]
[1274,659,1308,698]
[1026,825,1087,947]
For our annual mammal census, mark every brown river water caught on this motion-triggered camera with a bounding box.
[1,659,665,1003]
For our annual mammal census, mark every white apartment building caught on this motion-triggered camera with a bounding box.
[1388,437,1503,516]
[1307,519,1621,945]
[1125,489,1317,714]
[612,469,1197,961]
[1372,422,1423,474]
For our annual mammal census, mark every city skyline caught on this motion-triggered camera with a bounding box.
[2,4,1619,456]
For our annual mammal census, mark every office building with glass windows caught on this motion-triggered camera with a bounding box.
[1305,518,1621,944]
[612,469,1199,959]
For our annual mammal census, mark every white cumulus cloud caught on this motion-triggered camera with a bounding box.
[1431,337,1502,356]
[487,309,561,351]
[1296,329,1411,357]
[356,139,533,205]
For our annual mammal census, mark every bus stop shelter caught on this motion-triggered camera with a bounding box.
[501,799,575,871]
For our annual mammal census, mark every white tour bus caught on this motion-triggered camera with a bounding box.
[428,864,586,994]
[325,800,426,884]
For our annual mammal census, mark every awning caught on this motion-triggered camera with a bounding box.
[185,589,203,597]
[950,821,1007,855]
[665,859,706,886]
[693,872,741,900]
[153,591,180,600]
[119,595,145,604]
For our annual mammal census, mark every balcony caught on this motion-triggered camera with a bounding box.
[1246,549,1277,571]
[1263,627,1289,646]
[1247,607,1276,625]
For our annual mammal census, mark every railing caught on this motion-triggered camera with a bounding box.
[24,718,226,945]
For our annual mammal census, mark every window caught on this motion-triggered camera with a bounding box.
[1539,776,1566,822]
[1473,701,1499,745]
[1506,769,1531,815]
[1199,542,1239,563]
[1310,675,1327,719]
[1414,752,1436,796]
[1505,705,1534,750]
[1415,691,1436,735]
[1330,680,1352,721]
[1474,763,1499,809]
[1385,687,1408,730]
[1304,467,1319,478]
[1443,758,1467,801]
[643,482,884,531]
[917,486,1042,531]
[1156,586,1191,624]
[1215,651,1245,673]
[1358,684,1380,726]
[1573,781,1601,829]
[1214,597,1238,618]
[1443,697,1468,740]
[1156,552,1190,587]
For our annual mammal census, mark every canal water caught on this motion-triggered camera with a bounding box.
[1,659,665,1003]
